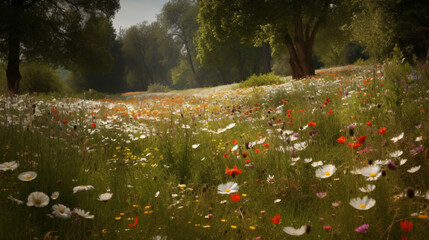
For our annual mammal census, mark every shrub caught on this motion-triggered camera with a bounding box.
[239,72,284,88]
[147,83,171,92]
[20,62,66,93]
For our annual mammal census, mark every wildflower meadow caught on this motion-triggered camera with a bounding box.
[1,63,429,239]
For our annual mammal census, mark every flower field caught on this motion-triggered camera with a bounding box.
[1,64,429,239]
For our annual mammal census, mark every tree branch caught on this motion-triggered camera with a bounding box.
[23,0,42,9]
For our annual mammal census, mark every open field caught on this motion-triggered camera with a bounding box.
[1,64,429,239]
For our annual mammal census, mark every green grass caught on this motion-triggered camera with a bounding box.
[1,64,429,239]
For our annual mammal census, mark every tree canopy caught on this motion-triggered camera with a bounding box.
[0,0,120,93]
[197,0,338,79]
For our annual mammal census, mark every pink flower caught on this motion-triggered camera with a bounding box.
[354,224,369,234]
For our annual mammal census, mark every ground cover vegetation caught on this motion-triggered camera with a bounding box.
[1,61,429,239]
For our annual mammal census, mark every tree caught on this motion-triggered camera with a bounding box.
[122,22,180,90]
[197,0,338,79]
[159,0,201,85]
[0,0,120,94]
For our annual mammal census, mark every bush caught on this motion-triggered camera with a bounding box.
[20,62,66,93]
[147,83,171,92]
[239,72,284,88]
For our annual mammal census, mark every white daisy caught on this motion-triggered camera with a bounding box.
[359,165,382,181]
[283,225,307,236]
[0,161,18,171]
[17,171,37,181]
[51,191,59,200]
[191,144,200,149]
[389,150,403,158]
[27,191,49,207]
[73,208,94,219]
[52,204,71,219]
[399,158,407,166]
[407,165,421,173]
[98,193,113,202]
[304,158,312,163]
[359,184,376,193]
[349,196,376,210]
[73,185,94,194]
[217,182,239,194]
[311,161,323,167]
[391,132,404,143]
[315,164,336,179]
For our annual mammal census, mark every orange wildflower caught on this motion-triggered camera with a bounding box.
[225,166,242,178]
[270,214,281,224]
[264,143,269,148]
[230,193,241,202]
[337,136,346,144]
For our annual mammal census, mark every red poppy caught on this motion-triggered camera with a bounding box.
[264,143,269,148]
[323,225,332,232]
[401,234,407,240]
[366,121,371,126]
[128,217,138,227]
[270,214,281,224]
[255,149,260,154]
[308,121,316,127]
[378,127,386,135]
[357,136,366,144]
[62,120,68,124]
[91,122,96,128]
[348,142,362,149]
[225,166,242,177]
[400,220,413,232]
[328,109,333,114]
[242,153,248,158]
[245,159,251,163]
[337,136,346,144]
[230,193,241,202]
[232,140,238,145]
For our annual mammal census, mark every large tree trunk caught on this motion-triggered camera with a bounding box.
[6,3,23,94]
[261,41,272,74]
[284,4,322,79]
[6,36,21,94]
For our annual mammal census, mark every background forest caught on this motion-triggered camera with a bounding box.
[1,0,428,94]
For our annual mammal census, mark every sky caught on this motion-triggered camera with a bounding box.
[112,0,170,31]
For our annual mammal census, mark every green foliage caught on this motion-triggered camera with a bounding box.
[147,83,171,93]
[19,62,66,93]
[239,73,283,88]
[122,22,180,90]
[171,59,197,89]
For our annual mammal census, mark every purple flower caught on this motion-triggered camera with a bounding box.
[267,121,273,127]
[347,123,356,129]
[355,224,369,234]
[387,160,398,170]
[410,144,423,156]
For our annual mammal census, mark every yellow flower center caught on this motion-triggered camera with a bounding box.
[59,209,64,214]
[370,173,376,177]
[360,204,366,209]
[26,177,32,180]
[6,165,10,168]
[225,189,230,193]
[325,172,331,176]
[35,199,41,205]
